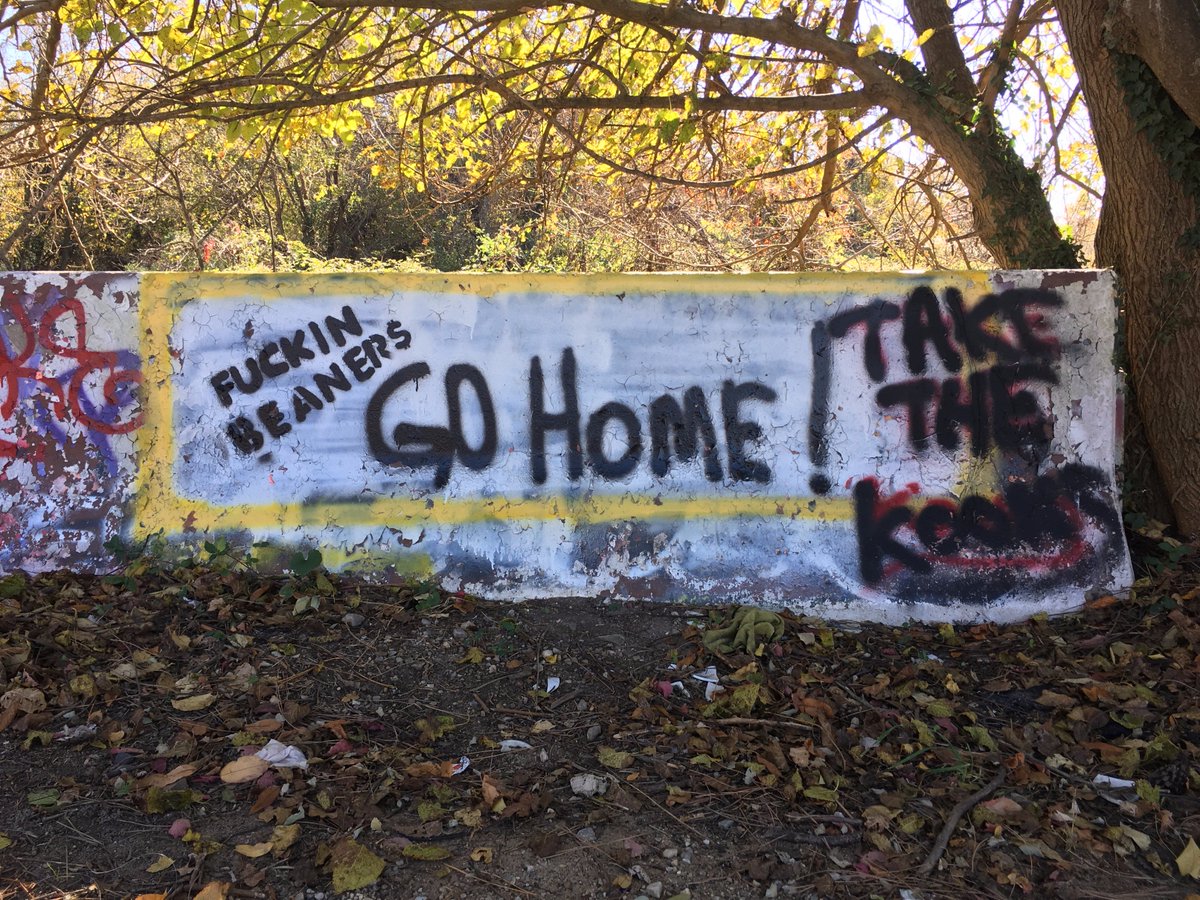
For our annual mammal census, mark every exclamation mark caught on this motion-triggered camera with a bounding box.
[808,319,833,495]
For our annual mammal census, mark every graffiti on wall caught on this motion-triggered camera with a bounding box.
[0,273,141,570]
[1,271,1131,622]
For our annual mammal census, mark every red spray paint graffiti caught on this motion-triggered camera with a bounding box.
[0,286,143,463]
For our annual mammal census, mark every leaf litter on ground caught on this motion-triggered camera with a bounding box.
[1,543,1200,896]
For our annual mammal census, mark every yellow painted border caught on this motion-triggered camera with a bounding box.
[133,271,990,538]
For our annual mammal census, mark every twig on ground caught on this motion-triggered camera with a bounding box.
[706,717,815,731]
[918,770,1006,876]
[443,863,536,896]
[782,831,862,847]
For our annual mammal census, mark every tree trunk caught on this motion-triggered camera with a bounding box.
[900,0,1081,270]
[1058,0,1200,535]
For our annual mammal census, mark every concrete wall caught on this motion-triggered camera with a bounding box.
[1,270,1132,621]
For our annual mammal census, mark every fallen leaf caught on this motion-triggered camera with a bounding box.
[144,787,198,814]
[193,883,230,900]
[331,837,387,892]
[470,846,494,863]
[271,823,301,853]
[1178,838,1200,878]
[235,842,273,858]
[171,693,216,712]
[145,854,175,873]
[402,843,451,861]
[137,764,198,790]
[416,800,445,822]
[980,797,1023,818]
[168,818,191,839]
[481,774,503,806]
[457,808,483,827]
[0,833,11,851]
[404,757,469,778]
[598,746,634,769]
[803,785,838,802]
[220,755,270,784]
[1035,690,1076,709]
[27,788,60,808]
[0,687,46,731]
[457,647,485,664]
[250,784,280,814]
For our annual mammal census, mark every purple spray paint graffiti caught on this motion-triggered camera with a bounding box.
[0,274,141,570]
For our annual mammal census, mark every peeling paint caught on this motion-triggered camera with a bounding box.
[2,271,1131,622]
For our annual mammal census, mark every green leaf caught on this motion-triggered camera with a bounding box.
[803,785,839,802]
[290,549,323,577]
[27,788,61,808]
[925,700,955,718]
[402,843,451,861]
[416,800,445,822]
[0,573,26,598]
[964,725,997,751]
[145,787,199,813]
[1135,779,1162,806]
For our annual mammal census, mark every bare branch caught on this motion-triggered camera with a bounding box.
[977,0,1054,110]
[511,89,874,113]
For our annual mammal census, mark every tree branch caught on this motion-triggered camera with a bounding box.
[904,0,976,107]
[977,0,1053,110]
[510,89,873,113]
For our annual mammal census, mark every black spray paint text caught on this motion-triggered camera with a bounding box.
[209,305,412,455]
[808,286,1064,493]
[853,464,1120,584]
[365,348,777,488]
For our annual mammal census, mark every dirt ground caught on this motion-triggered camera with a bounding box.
[2,542,1200,899]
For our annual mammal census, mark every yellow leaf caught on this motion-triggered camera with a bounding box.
[145,854,175,873]
[456,808,482,827]
[457,647,485,664]
[332,838,386,890]
[193,883,230,900]
[1122,826,1151,851]
[271,823,301,852]
[171,693,216,712]
[235,842,273,858]
[598,746,634,769]
[0,833,10,851]
[917,27,935,46]
[1178,838,1200,878]
[219,755,270,784]
[470,847,493,863]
